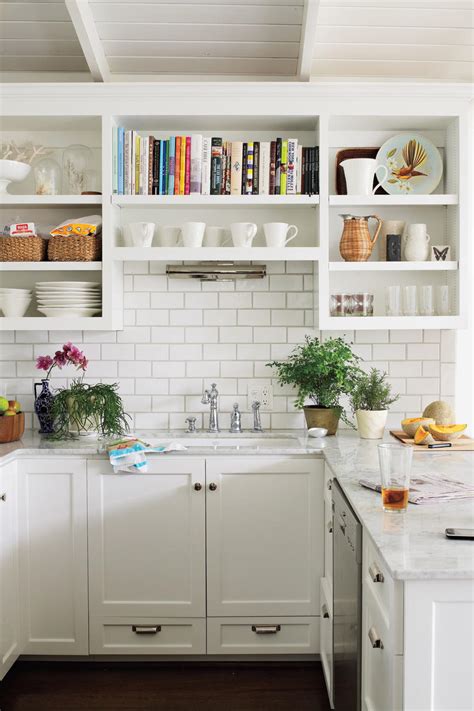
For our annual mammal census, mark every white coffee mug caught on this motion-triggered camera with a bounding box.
[181,222,206,248]
[157,225,181,247]
[230,222,258,248]
[340,158,389,196]
[204,226,230,248]
[123,222,155,248]
[263,222,298,248]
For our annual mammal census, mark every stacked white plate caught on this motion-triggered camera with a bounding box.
[0,287,32,317]
[35,281,102,317]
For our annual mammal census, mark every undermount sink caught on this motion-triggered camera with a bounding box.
[153,436,300,449]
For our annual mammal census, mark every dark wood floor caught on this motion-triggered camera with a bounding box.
[0,660,330,711]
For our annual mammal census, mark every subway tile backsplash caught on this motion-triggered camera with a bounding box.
[1,262,455,432]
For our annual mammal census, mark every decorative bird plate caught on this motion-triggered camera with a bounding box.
[376,133,443,195]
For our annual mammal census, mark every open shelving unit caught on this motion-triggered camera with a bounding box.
[0,86,470,331]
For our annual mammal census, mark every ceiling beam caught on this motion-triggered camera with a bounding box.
[65,0,110,82]
[297,0,320,81]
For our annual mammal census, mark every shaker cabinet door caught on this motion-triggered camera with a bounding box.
[0,460,22,679]
[206,456,323,617]
[87,458,206,618]
[18,458,88,655]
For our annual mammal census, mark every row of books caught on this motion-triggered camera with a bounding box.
[112,129,319,196]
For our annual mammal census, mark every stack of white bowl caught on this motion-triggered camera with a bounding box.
[35,281,102,317]
[0,287,32,317]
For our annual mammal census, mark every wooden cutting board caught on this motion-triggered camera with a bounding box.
[390,430,474,451]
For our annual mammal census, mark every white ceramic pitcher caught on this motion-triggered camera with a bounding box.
[123,222,155,247]
[404,224,431,261]
[340,158,388,196]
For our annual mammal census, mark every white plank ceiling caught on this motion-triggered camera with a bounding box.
[0,0,473,82]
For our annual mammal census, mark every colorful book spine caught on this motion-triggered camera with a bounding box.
[179,136,186,195]
[201,137,211,196]
[245,141,254,195]
[112,127,118,194]
[274,138,282,195]
[269,141,276,195]
[152,140,160,195]
[296,144,303,195]
[260,141,270,195]
[135,133,141,195]
[190,134,202,194]
[210,137,223,195]
[160,140,168,195]
[174,137,181,195]
[252,141,260,195]
[147,136,154,195]
[141,137,148,196]
[185,136,191,195]
[168,136,175,195]
[124,130,131,195]
[230,141,243,196]
[241,143,248,195]
[118,127,124,195]
[280,140,288,195]
[313,146,319,194]
[286,138,297,195]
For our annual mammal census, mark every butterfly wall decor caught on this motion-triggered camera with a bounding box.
[431,245,451,262]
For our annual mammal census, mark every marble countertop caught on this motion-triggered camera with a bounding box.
[1,429,473,581]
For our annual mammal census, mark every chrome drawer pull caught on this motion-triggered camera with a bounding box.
[327,521,333,533]
[132,625,161,635]
[327,479,332,491]
[251,625,281,635]
[0,493,6,502]
[322,604,330,619]
[369,563,385,583]
[368,626,383,649]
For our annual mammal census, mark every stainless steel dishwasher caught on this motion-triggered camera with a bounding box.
[332,478,362,711]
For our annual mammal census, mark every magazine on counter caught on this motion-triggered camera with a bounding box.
[359,474,474,505]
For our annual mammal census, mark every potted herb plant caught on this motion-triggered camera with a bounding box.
[267,336,362,434]
[350,368,399,439]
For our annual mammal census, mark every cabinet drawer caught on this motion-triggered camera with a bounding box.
[324,499,333,587]
[207,617,319,655]
[363,533,394,624]
[90,617,206,655]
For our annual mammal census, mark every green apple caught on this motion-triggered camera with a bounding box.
[3,409,16,416]
[0,396,8,413]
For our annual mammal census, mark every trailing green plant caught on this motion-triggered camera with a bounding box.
[49,380,130,440]
[267,336,362,424]
[350,368,399,412]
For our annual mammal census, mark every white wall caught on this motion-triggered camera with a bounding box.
[0,260,456,432]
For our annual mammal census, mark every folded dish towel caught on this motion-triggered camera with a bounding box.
[107,436,186,473]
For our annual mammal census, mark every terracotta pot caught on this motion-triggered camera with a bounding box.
[355,409,388,439]
[304,406,341,435]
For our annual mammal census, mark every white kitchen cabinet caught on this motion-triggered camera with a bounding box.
[319,577,334,708]
[18,458,88,655]
[207,617,319,655]
[206,456,323,617]
[87,458,206,619]
[0,460,22,680]
[90,617,206,655]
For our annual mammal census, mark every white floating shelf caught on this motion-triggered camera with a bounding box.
[112,195,319,207]
[329,194,458,206]
[0,195,103,206]
[0,261,102,271]
[320,315,464,330]
[329,261,458,271]
[0,315,118,331]
[112,247,321,262]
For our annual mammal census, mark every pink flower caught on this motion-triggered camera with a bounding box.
[53,350,67,368]
[79,356,88,371]
[36,355,53,371]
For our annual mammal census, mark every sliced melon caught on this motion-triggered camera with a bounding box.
[428,424,467,442]
[423,400,455,426]
[401,417,435,438]
[414,425,435,445]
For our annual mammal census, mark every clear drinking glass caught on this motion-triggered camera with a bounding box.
[402,285,418,316]
[352,293,374,317]
[437,285,450,316]
[419,285,434,316]
[378,443,413,513]
[386,285,401,316]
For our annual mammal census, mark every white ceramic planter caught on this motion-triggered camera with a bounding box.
[355,409,388,439]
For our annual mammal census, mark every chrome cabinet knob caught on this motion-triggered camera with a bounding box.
[209,482,217,491]
[0,493,6,502]
[193,483,202,491]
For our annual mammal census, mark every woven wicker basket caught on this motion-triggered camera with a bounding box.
[48,234,102,262]
[0,235,47,262]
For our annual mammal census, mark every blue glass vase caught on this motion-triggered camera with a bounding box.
[34,379,55,434]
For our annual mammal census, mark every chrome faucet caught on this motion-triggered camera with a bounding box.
[252,400,263,432]
[229,403,242,433]
[201,383,220,433]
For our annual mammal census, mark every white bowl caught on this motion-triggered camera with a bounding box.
[307,427,328,438]
[0,294,31,317]
[0,159,31,194]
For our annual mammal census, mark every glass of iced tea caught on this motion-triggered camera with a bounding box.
[377,443,413,513]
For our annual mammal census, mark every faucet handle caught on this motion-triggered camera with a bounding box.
[185,416,197,433]
[252,400,263,432]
